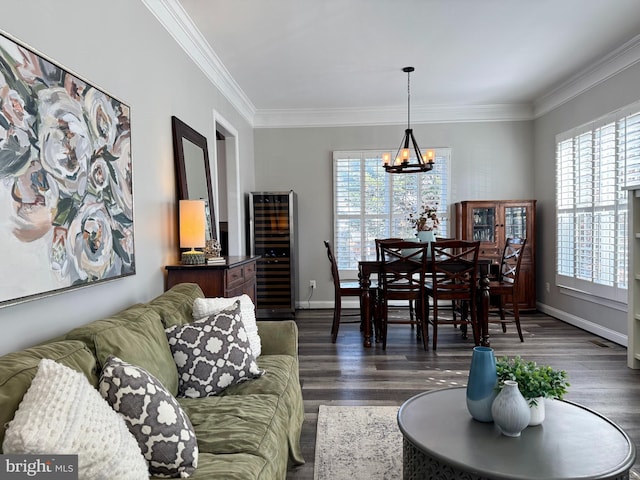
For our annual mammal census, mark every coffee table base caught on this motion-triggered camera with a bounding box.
[403,437,631,480]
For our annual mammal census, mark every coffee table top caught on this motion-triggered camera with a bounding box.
[397,387,636,480]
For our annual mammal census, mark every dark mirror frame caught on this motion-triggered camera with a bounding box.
[171,115,217,241]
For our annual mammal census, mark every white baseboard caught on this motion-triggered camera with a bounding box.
[536,302,628,347]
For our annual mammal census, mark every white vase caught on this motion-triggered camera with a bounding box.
[528,397,546,426]
[416,231,436,257]
[416,230,436,243]
[491,380,531,437]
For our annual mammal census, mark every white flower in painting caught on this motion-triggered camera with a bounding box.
[88,158,110,193]
[38,87,92,196]
[84,88,118,149]
[157,400,178,425]
[66,202,114,281]
[10,162,59,243]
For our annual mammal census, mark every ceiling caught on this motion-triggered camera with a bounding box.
[169,0,640,126]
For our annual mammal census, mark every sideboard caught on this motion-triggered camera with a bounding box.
[165,256,259,303]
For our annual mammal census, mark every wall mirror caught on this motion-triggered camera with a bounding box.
[171,116,217,241]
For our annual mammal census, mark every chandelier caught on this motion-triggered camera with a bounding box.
[383,67,434,174]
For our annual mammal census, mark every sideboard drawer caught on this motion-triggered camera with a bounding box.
[226,265,245,288]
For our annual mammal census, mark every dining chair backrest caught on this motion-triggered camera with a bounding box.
[324,240,344,296]
[498,237,527,286]
[428,240,481,301]
[379,240,430,297]
[375,238,403,261]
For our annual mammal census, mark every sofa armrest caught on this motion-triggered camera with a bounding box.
[256,321,298,357]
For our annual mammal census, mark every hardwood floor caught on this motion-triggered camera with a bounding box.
[286,308,640,479]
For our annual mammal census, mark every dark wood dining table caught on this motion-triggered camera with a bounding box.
[358,257,492,348]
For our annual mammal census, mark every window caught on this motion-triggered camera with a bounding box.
[333,149,450,275]
[556,102,640,303]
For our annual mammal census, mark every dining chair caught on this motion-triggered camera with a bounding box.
[375,238,415,326]
[377,240,430,350]
[324,240,374,343]
[426,240,481,350]
[488,237,527,342]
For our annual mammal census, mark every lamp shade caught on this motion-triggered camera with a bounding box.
[179,199,206,249]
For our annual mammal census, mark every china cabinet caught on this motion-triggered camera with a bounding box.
[455,200,536,310]
[249,191,297,319]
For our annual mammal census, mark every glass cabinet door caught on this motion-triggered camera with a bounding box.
[504,206,527,239]
[472,207,496,242]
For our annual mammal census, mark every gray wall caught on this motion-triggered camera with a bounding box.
[0,0,255,354]
[534,61,640,344]
[254,121,534,308]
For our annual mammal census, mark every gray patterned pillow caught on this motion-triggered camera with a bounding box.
[99,356,198,478]
[165,300,265,398]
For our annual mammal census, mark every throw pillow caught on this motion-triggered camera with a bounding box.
[192,294,261,357]
[166,301,265,398]
[2,359,148,480]
[99,356,198,478]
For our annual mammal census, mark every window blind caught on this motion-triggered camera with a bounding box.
[556,100,640,303]
[333,149,451,275]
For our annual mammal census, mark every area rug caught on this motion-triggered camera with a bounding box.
[314,405,402,480]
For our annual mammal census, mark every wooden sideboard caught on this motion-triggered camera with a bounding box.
[165,256,259,303]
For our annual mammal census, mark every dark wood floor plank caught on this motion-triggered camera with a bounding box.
[286,309,640,479]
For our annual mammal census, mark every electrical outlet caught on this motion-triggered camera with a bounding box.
[310,280,317,289]
[545,282,550,293]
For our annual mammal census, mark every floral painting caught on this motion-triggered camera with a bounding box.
[0,31,134,306]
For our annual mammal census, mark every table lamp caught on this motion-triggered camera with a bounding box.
[179,199,206,265]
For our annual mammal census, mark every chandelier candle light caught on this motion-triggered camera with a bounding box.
[383,66,435,174]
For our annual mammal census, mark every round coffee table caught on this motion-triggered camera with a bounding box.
[397,387,636,480]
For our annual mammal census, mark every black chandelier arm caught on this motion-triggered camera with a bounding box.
[383,66,434,174]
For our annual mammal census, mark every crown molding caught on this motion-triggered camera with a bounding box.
[145,1,640,128]
[253,103,534,129]
[534,34,640,118]
[141,0,256,126]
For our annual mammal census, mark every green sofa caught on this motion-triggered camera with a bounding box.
[0,283,305,479]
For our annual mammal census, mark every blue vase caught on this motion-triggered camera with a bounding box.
[466,346,498,422]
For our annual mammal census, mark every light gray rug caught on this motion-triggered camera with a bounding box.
[314,405,402,480]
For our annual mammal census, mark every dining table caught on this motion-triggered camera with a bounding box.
[357,256,492,348]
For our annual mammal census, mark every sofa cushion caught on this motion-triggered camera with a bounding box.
[3,359,148,479]
[151,453,270,480]
[177,394,289,480]
[66,304,179,396]
[100,356,198,478]
[221,355,305,466]
[0,340,98,450]
[166,301,264,398]
[148,283,204,329]
[192,295,261,357]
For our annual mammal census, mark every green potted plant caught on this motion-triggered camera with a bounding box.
[495,356,570,425]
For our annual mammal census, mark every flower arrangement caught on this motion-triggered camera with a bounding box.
[495,356,570,406]
[408,203,440,231]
